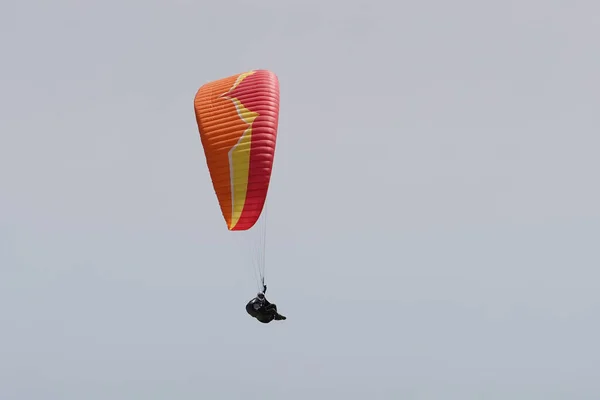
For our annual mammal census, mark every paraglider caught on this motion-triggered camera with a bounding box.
[245,285,286,323]
[193,69,286,323]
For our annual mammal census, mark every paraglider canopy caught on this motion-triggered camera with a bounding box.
[194,69,280,231]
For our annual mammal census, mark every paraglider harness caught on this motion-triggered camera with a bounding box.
[246,285,284,323]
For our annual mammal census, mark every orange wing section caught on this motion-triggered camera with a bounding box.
[194,70,280,231]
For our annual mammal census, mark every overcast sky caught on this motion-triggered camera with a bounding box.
[1,0,599,399]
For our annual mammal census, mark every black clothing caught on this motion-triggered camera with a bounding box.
[245,293,286,323]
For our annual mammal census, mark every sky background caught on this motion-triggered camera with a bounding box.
[1,0,599,399]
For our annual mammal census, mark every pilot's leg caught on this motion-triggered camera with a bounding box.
[264,303,277,313]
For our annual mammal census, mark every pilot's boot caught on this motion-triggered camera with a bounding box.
[274,313,286,320]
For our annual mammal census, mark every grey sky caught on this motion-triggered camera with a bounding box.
[1,0,599,398]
